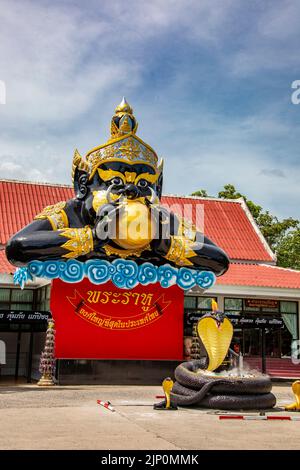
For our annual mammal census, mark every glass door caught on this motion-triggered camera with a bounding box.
[242,328,261,357]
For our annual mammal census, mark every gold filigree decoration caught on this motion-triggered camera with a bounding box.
[60,226,94,259]
[118,139,141,160]
[34,201,69,231]
[103,243,151,259]
[72,149,89,184]
[177,218,197,241]
[164,236,197,267]
[119,115,132,134]
[87,135,159,179]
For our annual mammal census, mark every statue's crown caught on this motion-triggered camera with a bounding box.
[72,98,162,183]
[72,97,163,184]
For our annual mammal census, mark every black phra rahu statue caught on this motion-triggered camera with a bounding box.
[6,99,276,409]
[6,98,229,274]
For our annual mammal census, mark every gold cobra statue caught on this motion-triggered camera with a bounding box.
[285,381,300,411]
[197,299,233,372]
[157,300,234,410]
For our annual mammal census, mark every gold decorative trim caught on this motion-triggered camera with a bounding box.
[87,134,159,180]
[34,201,69,231]
[103,243,151,259]
[164,236,197,267]
[60,226,94,259]
[97,168,159,185]
[72,149,89,184]
[177,217,197,241]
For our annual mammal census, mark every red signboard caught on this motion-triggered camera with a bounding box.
[50,278,184,360]
[245,299,279,309]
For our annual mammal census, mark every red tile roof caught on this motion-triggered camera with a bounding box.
[0,180,274,263]
[217,263,300,289]
[0,180,73,245]
[162,196,274,262]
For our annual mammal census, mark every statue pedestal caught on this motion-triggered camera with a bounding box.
[37,374,55,386]
[50,279,184,361]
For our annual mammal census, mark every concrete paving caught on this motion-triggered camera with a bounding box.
[0,382,299,450]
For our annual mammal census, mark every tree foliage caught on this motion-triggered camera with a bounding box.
[191,189,209,197]
[276,230,300,270]
[191,184,300,269]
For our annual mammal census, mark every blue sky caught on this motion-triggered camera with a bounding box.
[0,0,300,219]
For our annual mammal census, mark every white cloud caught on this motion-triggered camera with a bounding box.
[0,155,52,181]
[0,0,142,125]
[158,105,300,219]
[227,1,300,76]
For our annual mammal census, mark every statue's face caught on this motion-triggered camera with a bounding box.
[84,161,160,220]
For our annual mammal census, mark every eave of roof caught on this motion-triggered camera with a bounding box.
[217,262,300,289]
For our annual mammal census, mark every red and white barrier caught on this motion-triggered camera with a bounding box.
[97,400,115,412]
[219,415,300,421]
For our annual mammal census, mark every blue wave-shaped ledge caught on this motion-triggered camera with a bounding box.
[14,259,216,290]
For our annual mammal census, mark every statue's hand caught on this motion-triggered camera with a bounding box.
[150,205,179,255]
[93,202,122,247]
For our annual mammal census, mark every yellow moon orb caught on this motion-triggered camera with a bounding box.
[114,200,154,250]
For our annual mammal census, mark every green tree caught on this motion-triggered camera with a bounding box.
[277,230,300,269]
[191,189,209,197]
[218,184,243,200]
[191,184,300,269]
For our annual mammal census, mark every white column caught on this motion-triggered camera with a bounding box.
[217,294,224,312]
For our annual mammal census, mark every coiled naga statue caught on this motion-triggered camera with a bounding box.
[6,98,229,274]
[156,302,276,410]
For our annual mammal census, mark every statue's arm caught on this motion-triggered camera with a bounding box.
[162,233,229,276]
[5,200,108,266]
[151,208,230,276]
[5,218,99,266]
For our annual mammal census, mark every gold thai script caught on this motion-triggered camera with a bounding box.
[86,290,153,309]
[77,307,159,330]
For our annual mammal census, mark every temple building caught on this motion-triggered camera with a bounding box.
[0,179,300,382]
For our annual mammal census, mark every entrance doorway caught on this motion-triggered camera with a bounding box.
[0,314,50,383]
[232,324,293,359]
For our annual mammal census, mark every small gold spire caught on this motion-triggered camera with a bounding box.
[115,96,133,114]
[109,97,137,140]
